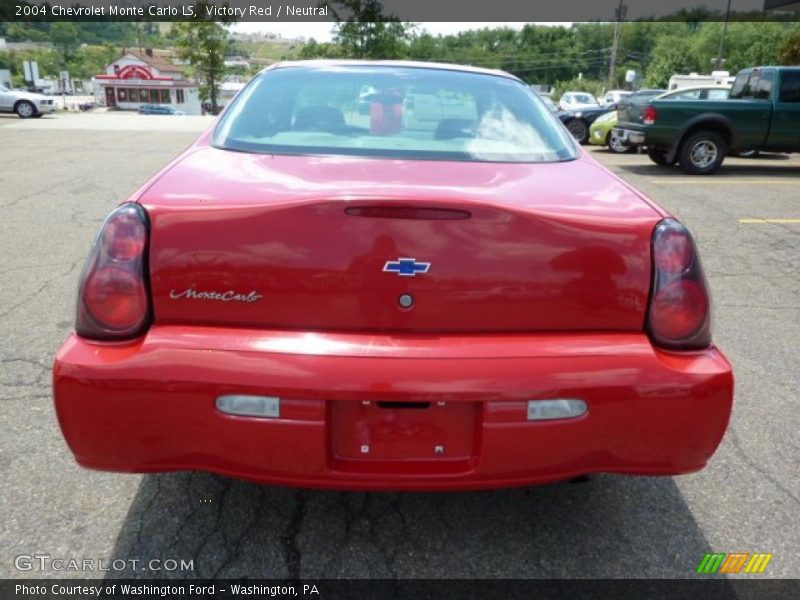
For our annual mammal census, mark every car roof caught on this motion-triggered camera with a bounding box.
[739,66,800,72]
[661,86,730,95]
[264,59,520,82]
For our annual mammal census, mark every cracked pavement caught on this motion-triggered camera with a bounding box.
[0,112,798,579]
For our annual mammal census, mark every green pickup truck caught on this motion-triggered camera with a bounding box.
[614,66,800,174]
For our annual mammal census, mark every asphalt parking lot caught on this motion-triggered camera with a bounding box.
[0,111,798,579]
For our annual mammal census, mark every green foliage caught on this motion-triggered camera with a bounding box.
[1,21,167,47]
[173,19,232,112]
[3,15,800,98]
[2,22,49,42]
[50,22,80,65]
[324,0,412,59]
[298,39,345,59]
[780,33,800,65]
[645,34,701,87]
[335,20,409,58]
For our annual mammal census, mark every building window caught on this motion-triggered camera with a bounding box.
[176,89,185,104]
[117,88,127,101]
[140,89,150,103]
[160,89,170,103]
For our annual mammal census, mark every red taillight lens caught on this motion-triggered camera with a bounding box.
[102,211,146,260]
[643,106,657,125]
[653,227,693,274]
[76,203,150,340]
[647,219,711,350]
[650,280,709,341]
[83,267,147,330]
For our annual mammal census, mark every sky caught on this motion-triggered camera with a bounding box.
[230,22,572,42]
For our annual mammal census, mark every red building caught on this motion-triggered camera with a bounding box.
[94,49,201,115]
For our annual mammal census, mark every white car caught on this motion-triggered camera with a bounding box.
[654,86,731,101]
[0,84,56,118]
[600,90,632,107]
[558,91,600,111]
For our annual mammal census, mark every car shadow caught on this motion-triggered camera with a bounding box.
[617,159,799,179]
[104,471,721,579]
[0,113,56,121]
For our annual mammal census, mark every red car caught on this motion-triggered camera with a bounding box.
[53,61,734,491]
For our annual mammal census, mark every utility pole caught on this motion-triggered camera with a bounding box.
[715,0,733,70]
[608,0,627,90]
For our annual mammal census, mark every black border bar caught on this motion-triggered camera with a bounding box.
[3,0,800,22]
[3,579,800,600]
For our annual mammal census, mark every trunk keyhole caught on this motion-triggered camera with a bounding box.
[398,293,414,309]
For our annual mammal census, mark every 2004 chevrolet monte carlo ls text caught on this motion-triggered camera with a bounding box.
[52,61,734,491]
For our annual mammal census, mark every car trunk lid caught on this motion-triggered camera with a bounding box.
[141,147,661,333]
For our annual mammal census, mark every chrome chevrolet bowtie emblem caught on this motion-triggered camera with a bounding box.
[383,258,431,277]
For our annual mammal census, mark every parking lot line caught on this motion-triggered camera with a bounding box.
[738,218,800,224]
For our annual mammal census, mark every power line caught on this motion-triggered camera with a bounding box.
[420,48,613,61]
[418,51,613,69]
[418,57,612,75]
[608,0,627,88]
[511,60,610,75]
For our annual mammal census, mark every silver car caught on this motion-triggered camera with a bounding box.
[0,84,56,118]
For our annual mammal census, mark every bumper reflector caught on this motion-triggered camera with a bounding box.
[216,395,280,418]
[527,399,587,421]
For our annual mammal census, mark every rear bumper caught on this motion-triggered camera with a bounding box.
[53,327,734,491]
[613,127,646,146]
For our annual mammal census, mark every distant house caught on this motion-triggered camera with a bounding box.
[220,80,247,106]
[668,71,735,91]
[224,55,251,69]
[93,48,202,115]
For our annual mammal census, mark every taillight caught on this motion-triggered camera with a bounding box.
[76,203,151,340]
[647,219,711,350]
[643,105,657,125]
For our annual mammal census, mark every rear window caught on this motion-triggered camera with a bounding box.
[213,65,578,163]
[779,71,800,103]
[630,91,665,102]
[754,71,774,100]
[729,72,750,99]
[669,90,702,100]
[729,70,773,100]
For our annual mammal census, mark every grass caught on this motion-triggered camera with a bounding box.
[235,40,304,62]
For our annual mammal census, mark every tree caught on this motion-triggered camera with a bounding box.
[172,11,233,115]
[51,22,80,66]
[325,0,411,58]
[645,35,700,87]
[298,39,345,59]
[779,32,800,65]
